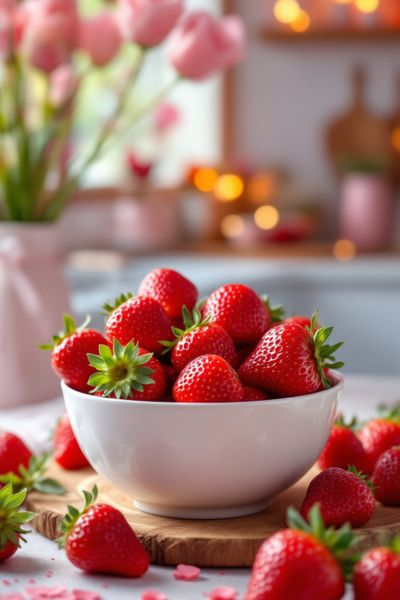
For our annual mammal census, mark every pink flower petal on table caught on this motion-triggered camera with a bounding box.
[25,587,70,599]
[173,564,201,581]
[1,582,11,587]
[208,587,238,600]
[141,591,168,600]
[72,591,101,600]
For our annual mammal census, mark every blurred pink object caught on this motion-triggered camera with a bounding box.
[80,12,122,67]
[169,11,245,80]
[118,0,183,47]
[0,8,13,57]
[22,16,75,72]
[339,174,394,251]
[0,224,71,408]
[49,64,78,106]
[126,151,153,179]
[154,102,180,133]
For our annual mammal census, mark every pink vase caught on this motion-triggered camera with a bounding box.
[339,174,394,251]
[0,224,71,408]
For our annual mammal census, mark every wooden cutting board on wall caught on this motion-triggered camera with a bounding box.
[27,463,400,568]
[326,66,392,174]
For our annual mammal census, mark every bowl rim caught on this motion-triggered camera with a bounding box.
[61,372,344,409]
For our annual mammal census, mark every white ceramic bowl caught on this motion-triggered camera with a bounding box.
[62,377,343,519]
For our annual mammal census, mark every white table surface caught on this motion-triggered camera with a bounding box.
[1,374,399,599]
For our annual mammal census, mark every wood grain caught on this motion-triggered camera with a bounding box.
[27,463,400,568]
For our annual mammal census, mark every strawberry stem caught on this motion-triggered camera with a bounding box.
[347,466,375,491]
[56,485,98,548]
[102,293,134,316]
[160,306,211,354]
[87,339,155,399]
[261,295,285,324]
[0,453,66,496]
[39,314,91,350]
[0,484,37,549]
[308,311,344,389]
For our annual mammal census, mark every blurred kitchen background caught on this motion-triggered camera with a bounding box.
[4,0,400,397]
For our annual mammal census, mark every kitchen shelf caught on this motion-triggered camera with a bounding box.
[260,27,400,43]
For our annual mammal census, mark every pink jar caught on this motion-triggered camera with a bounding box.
[339,174,394,252]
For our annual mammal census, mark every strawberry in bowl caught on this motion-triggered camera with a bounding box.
[47,269,345,519]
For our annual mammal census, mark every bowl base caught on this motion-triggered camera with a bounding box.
[133,499,271,520]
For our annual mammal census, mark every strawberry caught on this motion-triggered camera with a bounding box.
[161,307,237,371]
[104,294,172,354]
[300,466,375,528]
[41,315,108,393]
[0,432,32,476]
[371,446,400,506]
[359,405,400,473]
[173,354,244,403]
[245,504,354,600]
[284,315,319,331]
[54,414,90,470]
[57,486,149,577]
[0,484,36,563]
[354,540,400,600]
[138,268,198,321]
[202,284,275,345]
[87,339,167,401]
[353,538,400,600]
[317,416,368,473]
[242,386,270,401]
[239,312,344,397]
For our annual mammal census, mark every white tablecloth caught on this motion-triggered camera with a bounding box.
[1,374,399,599]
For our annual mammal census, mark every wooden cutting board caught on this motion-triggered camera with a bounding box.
[27,463,400,568]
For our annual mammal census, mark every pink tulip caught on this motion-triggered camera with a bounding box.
[21,0,78,48]
[169,11,245,80]
[118,0,183,47]
[50,64,78,106]
[22,15,73,73]
[0,8,13,57]
[80,12,122,67]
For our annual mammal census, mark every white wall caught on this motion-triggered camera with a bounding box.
[231,3,400,203]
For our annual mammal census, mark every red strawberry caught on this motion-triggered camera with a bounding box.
[138,268,198,321]
[317,416,368,472]
[239,312,344,397]
[0,432,32,476]
[359,406,400,473]
[246,505,352,600]
[202,284,273,345]
[242,386,270,401]
[300,467,375,528]
[161,307,237,371]
[88,339,167,401]
[41,315,108,393]
[58,486,149,577]
[0,484,36,563]
[173,354,244,403]
[54,414,90,470]
[353,540,400,600]
[284,315,320,332]
[104,294,172,354]
[372,446,400,506]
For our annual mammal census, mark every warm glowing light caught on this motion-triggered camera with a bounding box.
[335,0,352,4]
[214,174,244,202]
[220,214,245,238]
[273,0,301,24]
[193,167,219,192]
[247,173,276,203]
[391,127,400,152]
[291,9,311,33]
[354,0,380,13]
[333,239,357,262]
[254,205,280,230]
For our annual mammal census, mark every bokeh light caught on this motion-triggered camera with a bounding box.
[214,174,244,202]
[354,0,380,13]
[193,167,219,192]
[247,173,276,203]
[291,10,311,33]
[333,239,357,262]
[220,214,245,238]
[273,0,301,24]
[254,205,280,230]
[335,0,352,4]
[391,127,400,152]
